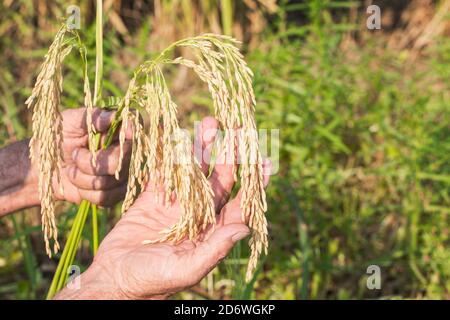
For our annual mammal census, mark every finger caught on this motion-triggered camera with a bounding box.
[187,223,250,285]
[193,117,219,176]
[66,165,125,191]
[62,108,87,132]
[92,109,116,133]
[78,184,127,207]
[208,135,239,212]
[92,109,134,142]
[63,108,123,135]
[72,141,132,176]
[219,158,272,226]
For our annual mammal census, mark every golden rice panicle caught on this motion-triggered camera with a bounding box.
[25,26,71,256]
[155,69,215,241]
[115,75,154,213]
[122,66,216,240]
[172,34,268,281]
[222,41,268,281]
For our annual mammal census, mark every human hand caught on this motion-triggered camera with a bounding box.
[0,107,131,216]
[35,107,131,207]
[55,117,271,299]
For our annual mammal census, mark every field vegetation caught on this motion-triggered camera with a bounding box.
[0,0,449,299]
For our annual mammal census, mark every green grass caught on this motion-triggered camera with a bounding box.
[0,0,449,300]
[244,17,450,298]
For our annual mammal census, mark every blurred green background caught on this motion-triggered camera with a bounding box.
[0,0,449,299]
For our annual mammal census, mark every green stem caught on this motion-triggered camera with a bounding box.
[221,0,233,36]
[90,132,102,257]
[94,0,103,105]
[47,0,104,299]
[66,203,90,274]
[92,204,99,255]
[91,0,103,255]
[46,200,86,299]
[55,202,87,291]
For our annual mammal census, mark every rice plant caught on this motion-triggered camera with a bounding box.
[26,1,267,298]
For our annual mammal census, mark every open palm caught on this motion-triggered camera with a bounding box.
[63,117,270,299]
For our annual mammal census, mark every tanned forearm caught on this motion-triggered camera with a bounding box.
[0,139,40,217]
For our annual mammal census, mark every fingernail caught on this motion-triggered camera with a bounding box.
[100,110,113,120]
[231,231,250,242]
[203,128,218,144]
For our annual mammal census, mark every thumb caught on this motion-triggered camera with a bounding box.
[189,224,250,282]
[92,109,116,133]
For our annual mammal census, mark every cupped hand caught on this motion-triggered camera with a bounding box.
[56,117,271,300]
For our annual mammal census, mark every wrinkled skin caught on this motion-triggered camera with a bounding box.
[48,108,132,206]
[0,107,132,217]
[56,117,271,299]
